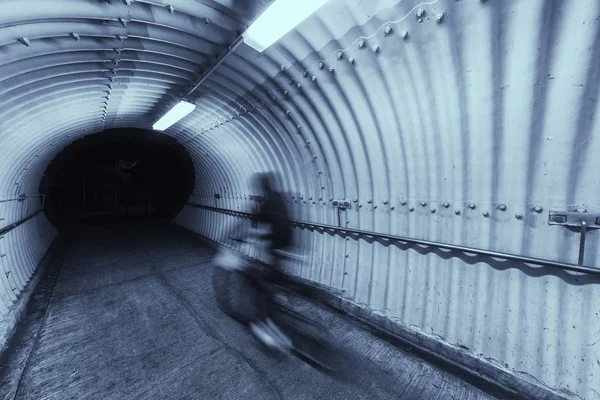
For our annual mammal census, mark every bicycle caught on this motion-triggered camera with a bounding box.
[212,238,342,373]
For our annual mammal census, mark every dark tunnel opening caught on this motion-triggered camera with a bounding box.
[40,128,195,231]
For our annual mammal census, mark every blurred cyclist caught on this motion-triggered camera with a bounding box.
[247,172,293,350]
[218,172,293,350]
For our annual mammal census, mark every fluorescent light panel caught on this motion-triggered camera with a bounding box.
[244,0,332,52]
[152,100,196,131]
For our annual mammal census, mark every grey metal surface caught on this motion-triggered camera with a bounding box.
[1,224,492,400]
[1,0,599,398]
[0,213,57,319]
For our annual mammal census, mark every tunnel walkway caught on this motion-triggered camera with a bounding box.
[1,223,494,399]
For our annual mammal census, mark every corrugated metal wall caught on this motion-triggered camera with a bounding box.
[1,0,599,398]
[0,197,58,344]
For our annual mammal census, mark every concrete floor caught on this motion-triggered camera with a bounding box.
[1,223,496,399]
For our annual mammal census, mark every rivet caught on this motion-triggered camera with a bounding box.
[353,198,358,203]
[312,75,317,81]
[483,211,489,217]
[289,78,294,85]
[391,206,395,210]
[329,67,335,73]
[346,220,350,224]
[297,124,302,129]
[272,95,276,100]
[297,83,302,88]
[384,25,393,34]
[498,204,507,211]
[401,31,409,40]
[337,51,343,59]
[416,8,425,18]
[515,213,523,220]
[359,204,363,208]
[348,57,355,64]
[409,207,415,212]
[436,12,445,23]
[313,155,317,160]
[372,45,379,53]
[345,254,350,258]
[383,200,388,205]
[329,197,334,201]
[167,5,174,13]
[421,201,427,207]
[285,110,290,115]
[534,206,543,213]
[468,203,476,210]
[70,33,81,41]
[204,18,210,25]
[358,40,365,48]
[303,71,308,77]
[368,199,372,204]
[443,202,450,208]
[455,210,461,215]
[283,90,288,95]
[18,37,32,47]
[318,62,324,69]
[306,140,310,144]
[401,200,406,205]
[431,208,436,213]
[118,17,128,26]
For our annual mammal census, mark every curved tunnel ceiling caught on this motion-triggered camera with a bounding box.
[1,1,600,399]
[2,0,599,264]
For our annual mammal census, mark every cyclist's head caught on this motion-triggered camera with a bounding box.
[254,172,274,194]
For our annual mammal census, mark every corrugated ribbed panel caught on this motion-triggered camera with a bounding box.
[1,0,598,398]
[0,210,57,315]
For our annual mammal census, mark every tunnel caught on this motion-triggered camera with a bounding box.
[0,0,599,399]
[40,128,195,227]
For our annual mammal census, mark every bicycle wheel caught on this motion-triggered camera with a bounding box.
[273,305,341,372]
[292,333,340,372]
[212,266,262,324]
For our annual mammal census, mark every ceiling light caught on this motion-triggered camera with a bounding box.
[152,100,196,131]
[243,0,332,52]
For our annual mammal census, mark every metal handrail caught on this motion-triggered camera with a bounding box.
[0,194,45,206]
[0,210,44,236]
[185,203,600,275]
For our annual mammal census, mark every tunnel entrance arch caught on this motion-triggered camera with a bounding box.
[40,128,195,230]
